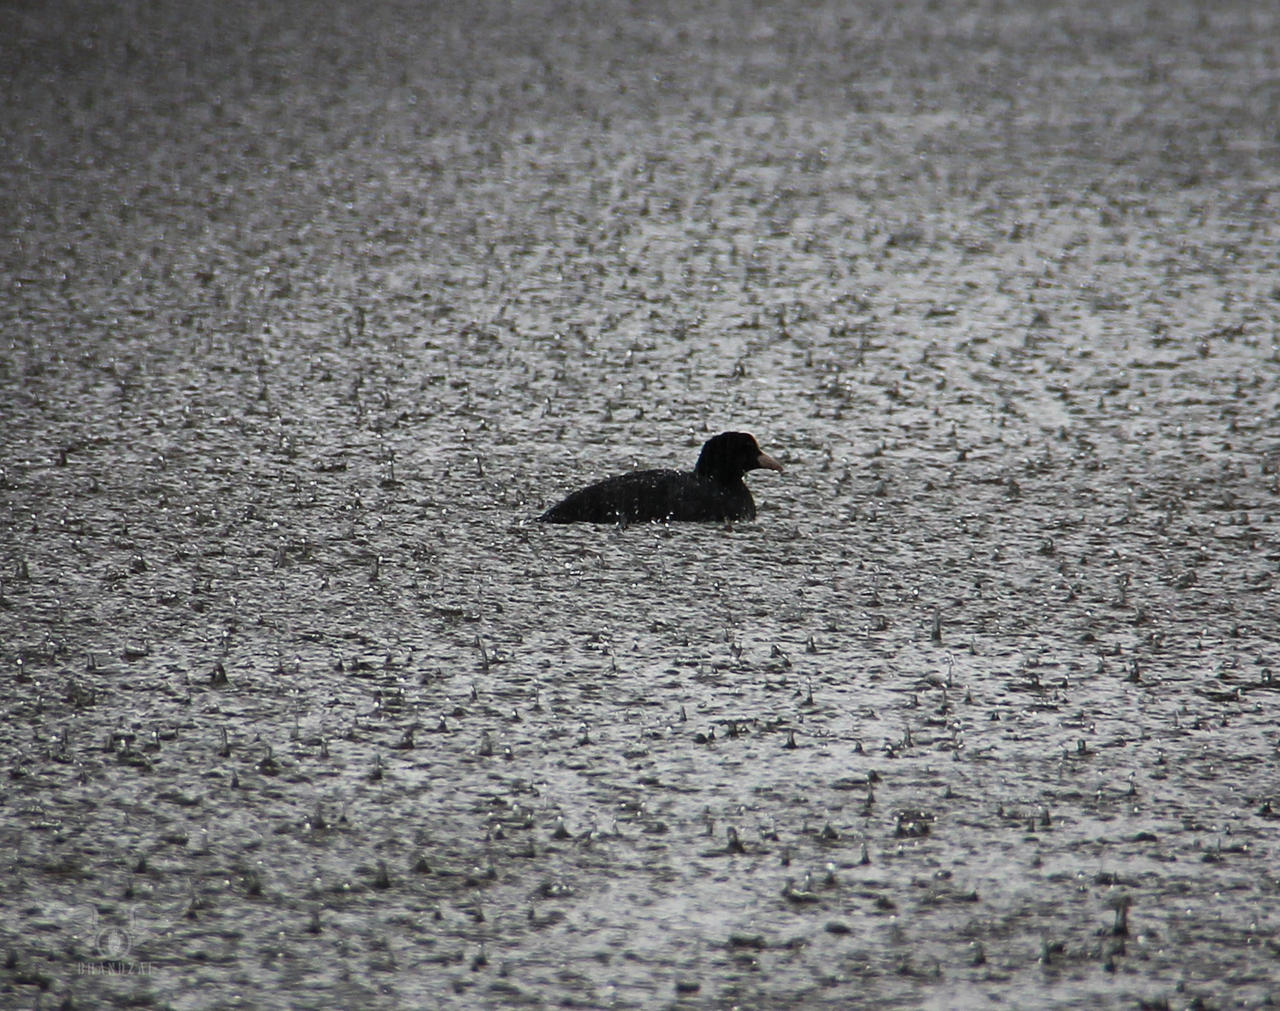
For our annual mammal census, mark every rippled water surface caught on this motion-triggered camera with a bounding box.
[3,1,1279,1007]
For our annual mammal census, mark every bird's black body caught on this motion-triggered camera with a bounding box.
[539,432,782,524]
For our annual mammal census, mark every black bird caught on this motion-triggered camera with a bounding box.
[539,432,783,524]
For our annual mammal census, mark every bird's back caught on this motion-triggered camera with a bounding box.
[540,468,755,524]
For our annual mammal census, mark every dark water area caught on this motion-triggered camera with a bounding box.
[2,1,1279,1007]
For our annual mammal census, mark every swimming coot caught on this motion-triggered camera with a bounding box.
[539,432,783,524]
